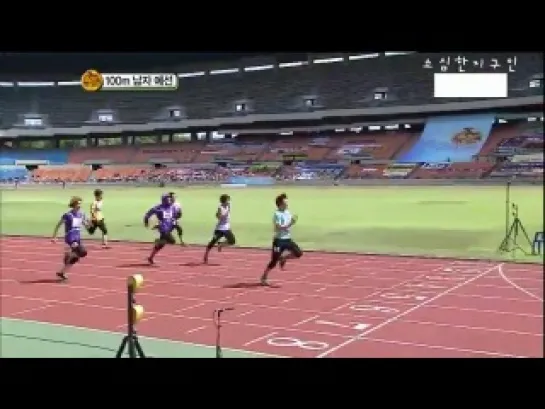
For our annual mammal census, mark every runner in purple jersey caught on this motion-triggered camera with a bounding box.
[169,192,185,245]
[144,193,177,264]
[51,196,90,281]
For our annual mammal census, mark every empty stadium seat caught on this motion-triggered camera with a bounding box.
[32,165,92,182]
[478,124,522,157]
[68,146,135,164]
[0,165,29,181]
[93,165,152,181]
[0,149,68,164]
[131,143,202,163]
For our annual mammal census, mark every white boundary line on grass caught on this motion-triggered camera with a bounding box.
[0,317,286,358]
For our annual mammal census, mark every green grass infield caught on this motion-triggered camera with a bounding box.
[1,185,543,263]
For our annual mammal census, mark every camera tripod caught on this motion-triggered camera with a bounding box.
[497,203,534,256]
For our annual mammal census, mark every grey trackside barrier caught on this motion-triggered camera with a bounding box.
[265,178,543,186]
[2,178,542,190]
[330,178,542,186]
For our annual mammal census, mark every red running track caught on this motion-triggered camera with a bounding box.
[1,236,543,358]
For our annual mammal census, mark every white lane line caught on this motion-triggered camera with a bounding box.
[316,263,503,358]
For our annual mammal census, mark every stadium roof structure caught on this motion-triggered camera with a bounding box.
[0,52,267,76]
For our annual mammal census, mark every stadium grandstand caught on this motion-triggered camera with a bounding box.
[0,52,543,184]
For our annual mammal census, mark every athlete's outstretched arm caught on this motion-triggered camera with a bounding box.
[290,215,298,226]
[143,207,157,227]
[81,212,91,228]
[52,213,69,240]
[51,218,63,239]
[273,214,283,231]
[90,202,97,220]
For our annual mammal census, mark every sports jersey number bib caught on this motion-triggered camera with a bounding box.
[72,217,83,228]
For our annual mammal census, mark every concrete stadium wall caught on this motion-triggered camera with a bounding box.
[286,179,543,186]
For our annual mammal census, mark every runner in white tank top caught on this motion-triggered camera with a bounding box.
[203,194,236,264]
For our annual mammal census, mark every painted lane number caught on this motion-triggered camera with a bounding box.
[266,337,329,351]
[315,320,371,331]
[349,304,399,314]
[404,282,447,290]
[425,275,466,281]
[380,293,427,301]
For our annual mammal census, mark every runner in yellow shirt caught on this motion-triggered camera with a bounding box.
[87,189,109,248]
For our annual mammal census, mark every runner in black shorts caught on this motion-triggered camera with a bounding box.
[261,193,303,285]
[210,229,236,247]
[88,219,108,237]
[158,231,177,245]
